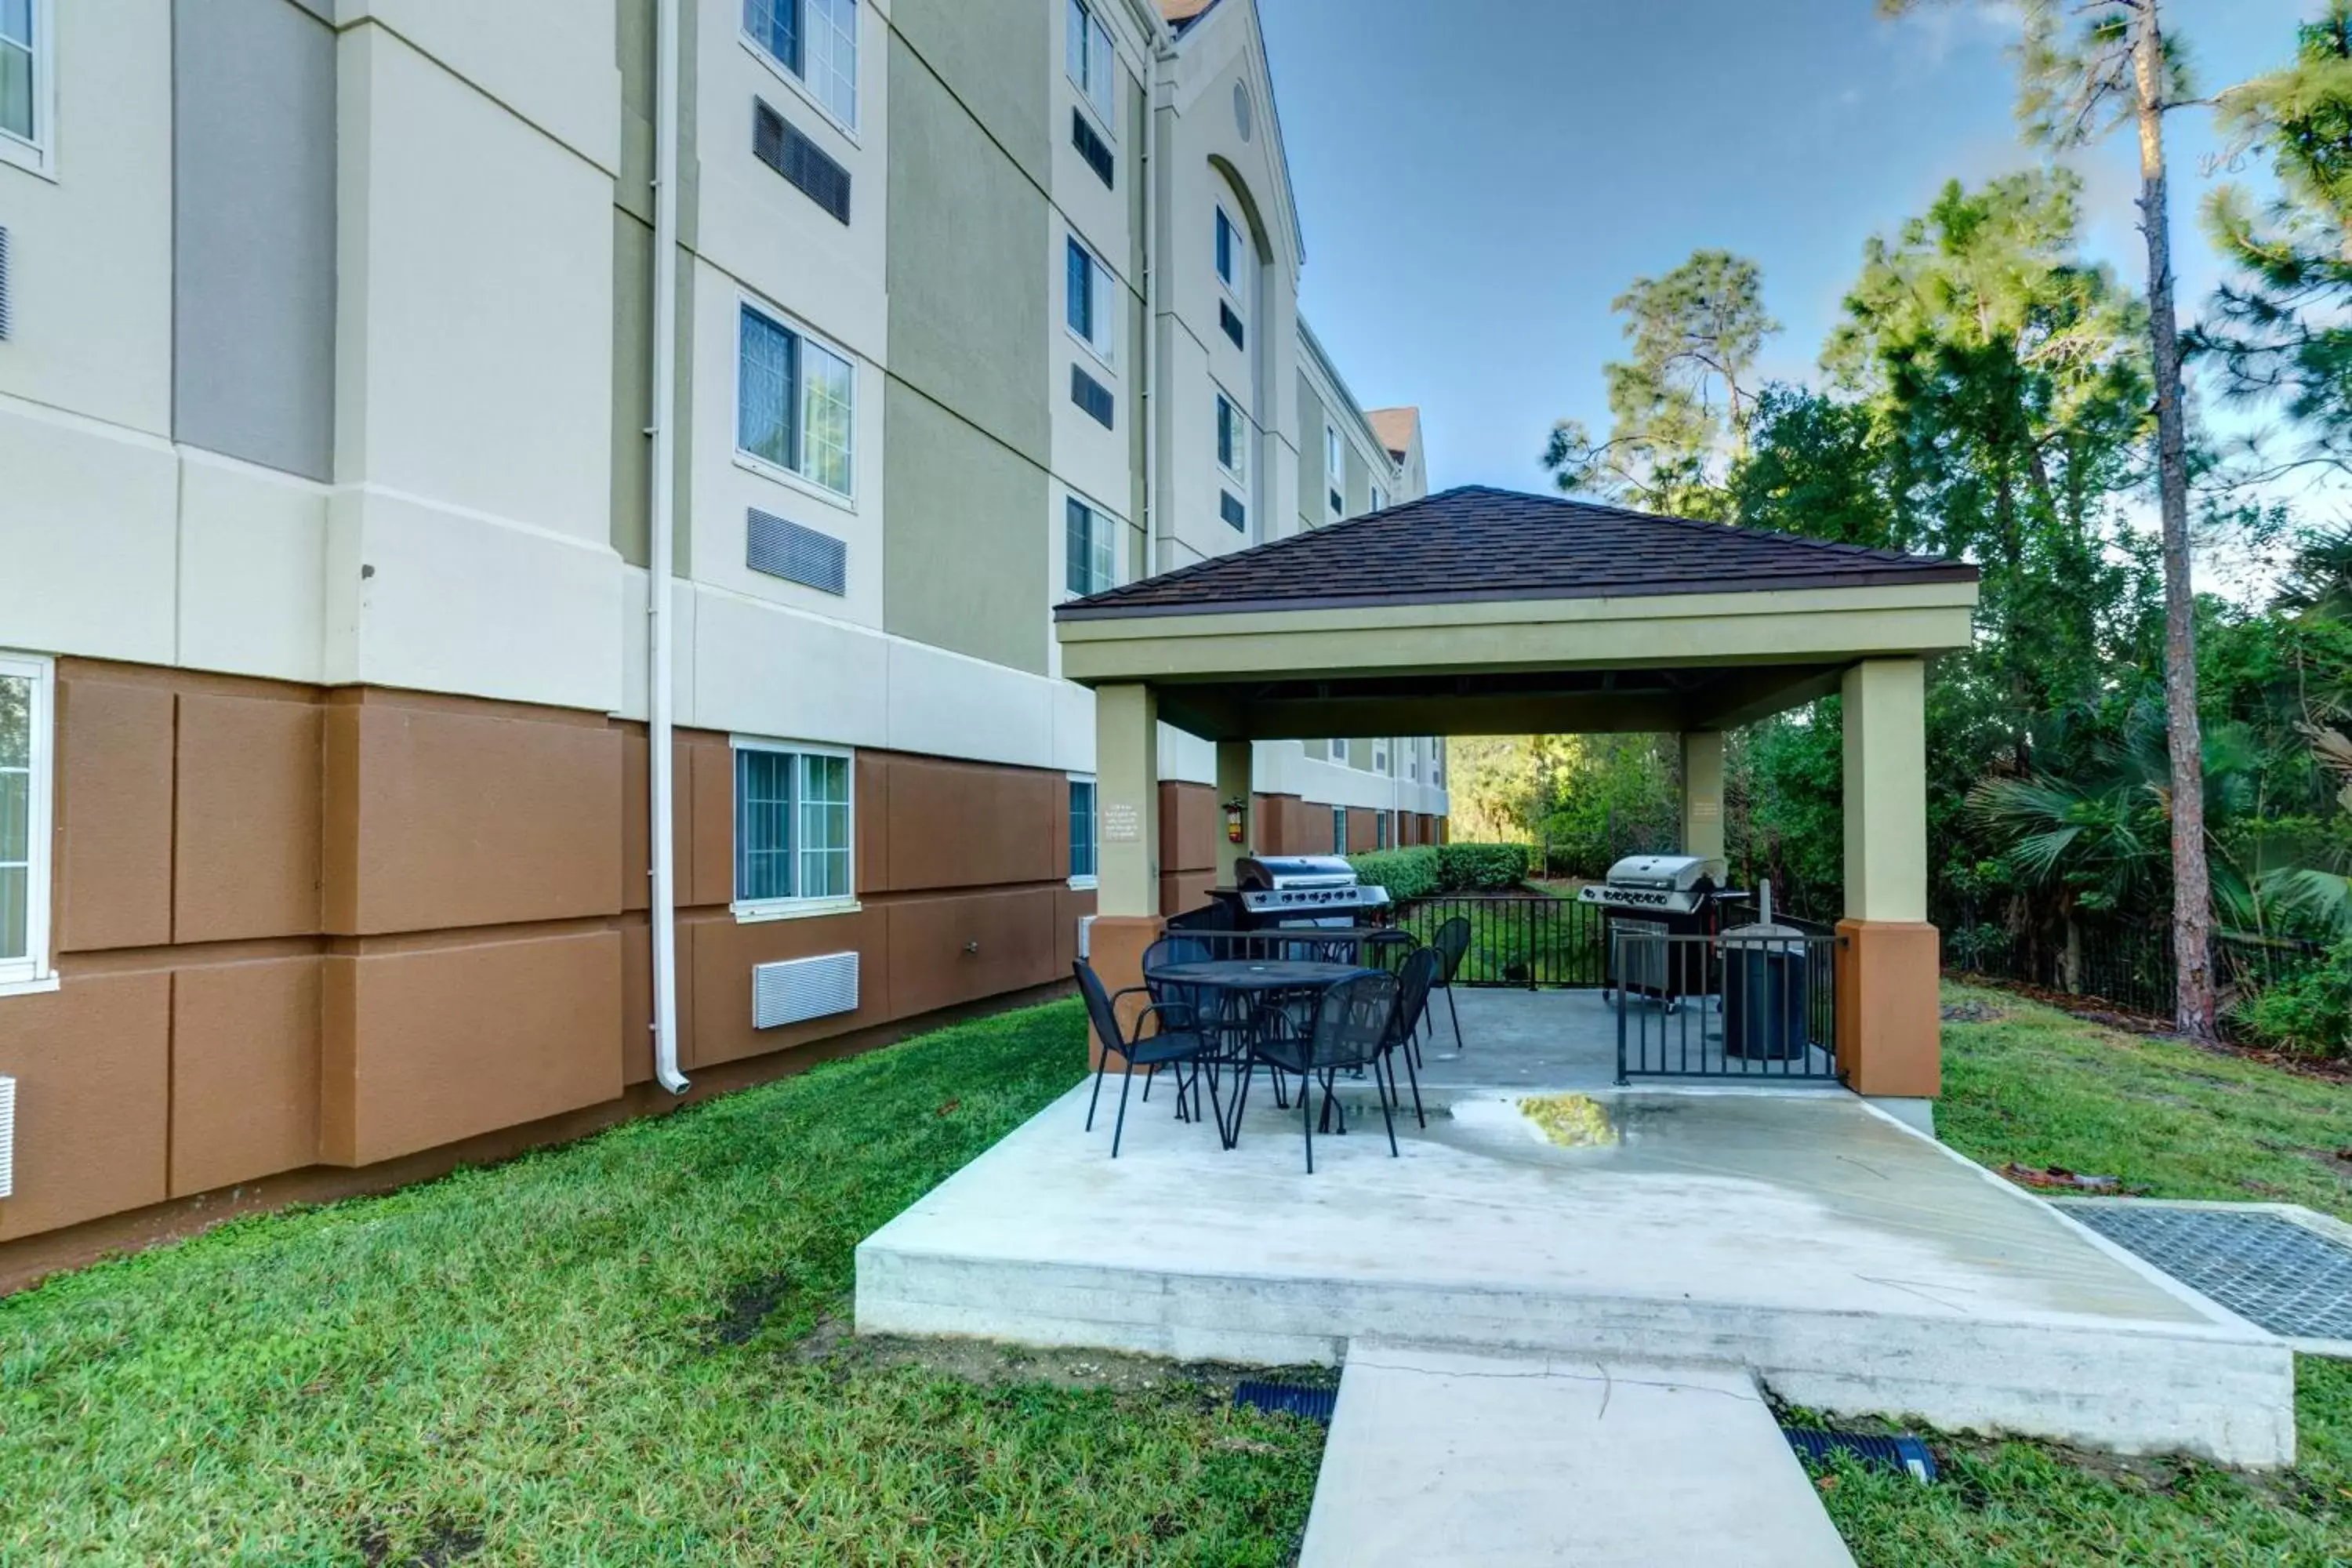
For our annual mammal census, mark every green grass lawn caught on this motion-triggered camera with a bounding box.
[0,1000,1325,1565]
[1813,982,2352,1567]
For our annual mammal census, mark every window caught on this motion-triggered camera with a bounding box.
[1068,777,1098,884]
[744,0,859,130]
[1331,806,1348,854]
[734,741,853,913]
[1065,0,1116,127]
[1432,747,1445,787]
[1214,205,1249,340]
[1372,484,1388,513]
[0,0,44,174]
[1330,738,1348,765]
[738,302,855,499]
[0,652,53,993]
[1375,811,1389,849]
[1326,425,1344,517]
[1373,738,1389,775]
[1065,236,1116,367]
[1216,394,1246,481]
[1406,739,1420,782]
[1214,206,1240,291]
[1065,496,1116,597]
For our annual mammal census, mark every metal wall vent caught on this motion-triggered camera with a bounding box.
[1219,301,1244,350]
[0,1074,16,1200]
[753,100,852,225]
[747,507,848,595]
[753,952,860,1029]
[1220,491,1246,532]
[1072,108,1114,189]
[0,227,12,341]
[1071,365,1114,429]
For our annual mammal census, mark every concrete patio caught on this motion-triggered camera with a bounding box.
[856,992,2296,1465]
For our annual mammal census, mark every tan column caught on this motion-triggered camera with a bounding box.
[1087,684,1163,1068]
[1679,731,1725,874]
[1835,659,1940,1097]
[1214,739,1253,889]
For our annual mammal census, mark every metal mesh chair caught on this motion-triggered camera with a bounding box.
[1378,946,1439,1127]
[1429,915,1472,1051]
[1073,960,1219,1158]
[1244,971,1402,1171]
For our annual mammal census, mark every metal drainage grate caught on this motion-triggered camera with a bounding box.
[2067,1204,2352,1344]
[1782,1428,1936,1483]
[1232,1380,1337,1424]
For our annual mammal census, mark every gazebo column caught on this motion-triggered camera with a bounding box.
[1679,731,1726,876]
[1214,739,1254,887]
[1835,658,1940,1102]
[1087,683,1163,1066]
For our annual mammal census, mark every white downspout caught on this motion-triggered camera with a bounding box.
[647,0,689,1095]
[1142,34,1165,571]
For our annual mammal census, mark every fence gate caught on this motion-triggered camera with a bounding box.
[1610,930,1842,1083]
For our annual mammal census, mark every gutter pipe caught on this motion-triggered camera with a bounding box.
[647,0,688,1094]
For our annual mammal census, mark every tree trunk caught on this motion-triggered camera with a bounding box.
[2133,3,2217,1038]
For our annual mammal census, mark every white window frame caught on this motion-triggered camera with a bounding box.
[1326,424,1345,518]
[1214,202,1249,326]
[1373,737,1389,775]
[0,0,51,180]
[733,293,858,509]
[1065,0,1117,137]
[1066,773,1099,889]
[729,735,859,922]
[0,652,55,996]
[1216,393,1247,484]
[1064,233,1118,371]
[1375,811,1389,850]
[741,0,862,141]
[1331,805,1348,855]
[1372,483,1388,513]
[1329,737,1348,766]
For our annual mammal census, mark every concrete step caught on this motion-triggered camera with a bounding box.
[1298,1342,1856,1567]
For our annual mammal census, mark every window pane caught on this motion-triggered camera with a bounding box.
[1066,0,1086,85]
[0,769,24,862]
[1086,19,1115,121]
[1069,781,1096,878]
[0,40,29,142]
[0,674,27,767]
[735,749,797,902]
[805,0,858,124]
[0,0,30,45]
[1065,238,1091,341]
[1065,499,1093,597]
[1091,510,1115,591]
[1091,259,1116,361]
[738,308,798,470]
[800,340,855,495]
[744,0,800,72]
[1215,210,1232,285]
[0,865,23,962]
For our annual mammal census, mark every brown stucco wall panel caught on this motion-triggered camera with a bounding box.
[686,737,735,908]
[169,956,321,1195]
[619,916,695,1087]
[1158,782,1217,874]
[1159,871,1215,916]
[325,700,623,935]
[886,889,1056,1018]
[173,694,323,942]
[1346,808,1377,855]
[319,930,624,1167]
[858,751,891,892]
[54,677,176,953]
[619,731,695,916]
[686,908,889,1069]
[882,757,1058,891]
[0,970,170,1240]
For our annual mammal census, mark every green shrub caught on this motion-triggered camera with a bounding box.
[1436,841,1533,891]
[2232,938,2352,1058]
[1346,846,1439,901]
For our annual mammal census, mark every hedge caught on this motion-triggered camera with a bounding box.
[1346,840,1530,898]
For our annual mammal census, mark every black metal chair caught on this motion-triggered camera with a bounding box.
[1377,946,1439,1127]
[1242,971,1402,1172]
[1429,915,1472,1051]
[1073,960,1220,1158]
[1363,928,1418,975]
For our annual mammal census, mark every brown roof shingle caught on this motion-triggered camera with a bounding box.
[1057,485,1976,620]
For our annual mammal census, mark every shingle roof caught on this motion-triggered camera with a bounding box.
[1057,485,1977,620]
[1366,407,1419,462]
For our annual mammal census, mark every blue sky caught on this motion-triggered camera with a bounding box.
[1261,0,2311,497]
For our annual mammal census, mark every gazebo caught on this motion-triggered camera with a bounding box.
[1054,485,1980,1102]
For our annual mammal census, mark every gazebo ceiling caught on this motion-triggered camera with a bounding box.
[1054,487,1979,740]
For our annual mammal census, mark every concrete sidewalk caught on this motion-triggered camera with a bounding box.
[1299,1343,1855,1567]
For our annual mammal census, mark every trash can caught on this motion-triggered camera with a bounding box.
[1721,884,1809,1061]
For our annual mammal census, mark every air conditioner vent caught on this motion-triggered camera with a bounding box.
[1072,108,1114,189]
[754,99,852,224]
[1220,491,1246,532]
[753,952,860,1029]
[1219,301,1244,350]
[0,227,13,341]
[746,507,848,595]
[1071,365,1114,429]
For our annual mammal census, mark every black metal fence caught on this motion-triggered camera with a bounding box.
[1947,920,2325,1024]
[1392,894,1607,987]
[1611,929,1842,1082]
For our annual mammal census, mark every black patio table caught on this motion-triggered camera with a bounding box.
[1140,958,1373,1148]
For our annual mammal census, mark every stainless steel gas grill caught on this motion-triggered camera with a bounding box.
[1203,855,1394,930]
[1576,854,1724,1002]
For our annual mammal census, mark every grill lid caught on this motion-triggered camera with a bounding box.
[1236,855,1359,891]
[1603,853,1712,891]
